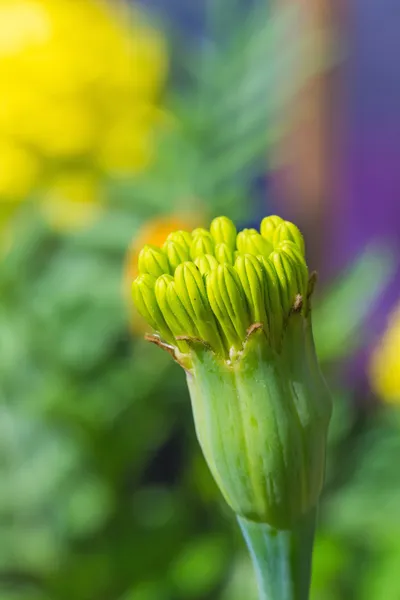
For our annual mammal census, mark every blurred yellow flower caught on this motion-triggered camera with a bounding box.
[369,302,400,404]
[0,0,167,229]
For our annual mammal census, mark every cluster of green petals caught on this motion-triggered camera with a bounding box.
[133,216,308,358]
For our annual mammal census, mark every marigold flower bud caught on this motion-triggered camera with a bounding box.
[210,216,237,250]
[138,244,170,277]
[131,214,332,548]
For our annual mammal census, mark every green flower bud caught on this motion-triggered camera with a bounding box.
[206,265,250,350]
[155,274,198,339]
[215,243,234,265]
[190,232,215,260]
[195,254,219,275]
[234,254,267,326]
[273,221,305,255]
[237,230,273,257]
[163,240,190,272]
[131,215,332,593]
[166,230,192,250]
[132,274,174,344]
[210,216,237,250]
[138,244,170,277]
[191,227,209,237]
[174,262,226,355]
[260,215,284,241]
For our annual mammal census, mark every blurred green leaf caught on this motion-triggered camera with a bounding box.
[314,245,397,362]
[169,535,229,597]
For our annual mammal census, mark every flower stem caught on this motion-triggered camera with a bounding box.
[238,506,317,600]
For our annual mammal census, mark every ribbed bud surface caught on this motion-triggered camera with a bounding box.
[210,216,237,250]
[174,262,225,354]
[235,254,267,326]
[166,230,192,250]
[260,215,284,242]
[215,243,234,265]
[138,244,170,278]
[206,265,250,350]
[190,232,215,260]
[237,230,273,257]
[132,274,174,344]
[163,240,190,272]
[273,221,305,255]
[132,214,311,357]
[155,274,198,339]
[195,254,219,275]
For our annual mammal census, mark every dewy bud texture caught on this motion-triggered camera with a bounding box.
[132,216,310,358]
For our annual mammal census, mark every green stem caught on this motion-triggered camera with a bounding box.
[238,506,317,600]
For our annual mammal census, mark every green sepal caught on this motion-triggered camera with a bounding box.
[277,243,308,305]
[257,256,284,349]
[191,227,210,237]
[237,230,273,257]
[269,251,299,316]
[190,232,215,260]
[215,243,234,265]
[166,230,192,250]
[195,254,219,275]
[210,216,237,250]
[138,244,170,277]
[273,222,305,255]
[163,240,190,272]
[174,262,226,355]
[260,215,284,242]
[154,274,198,341]
[132,274,175,345]
[234,254,268,327]
[206,264,250,350]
